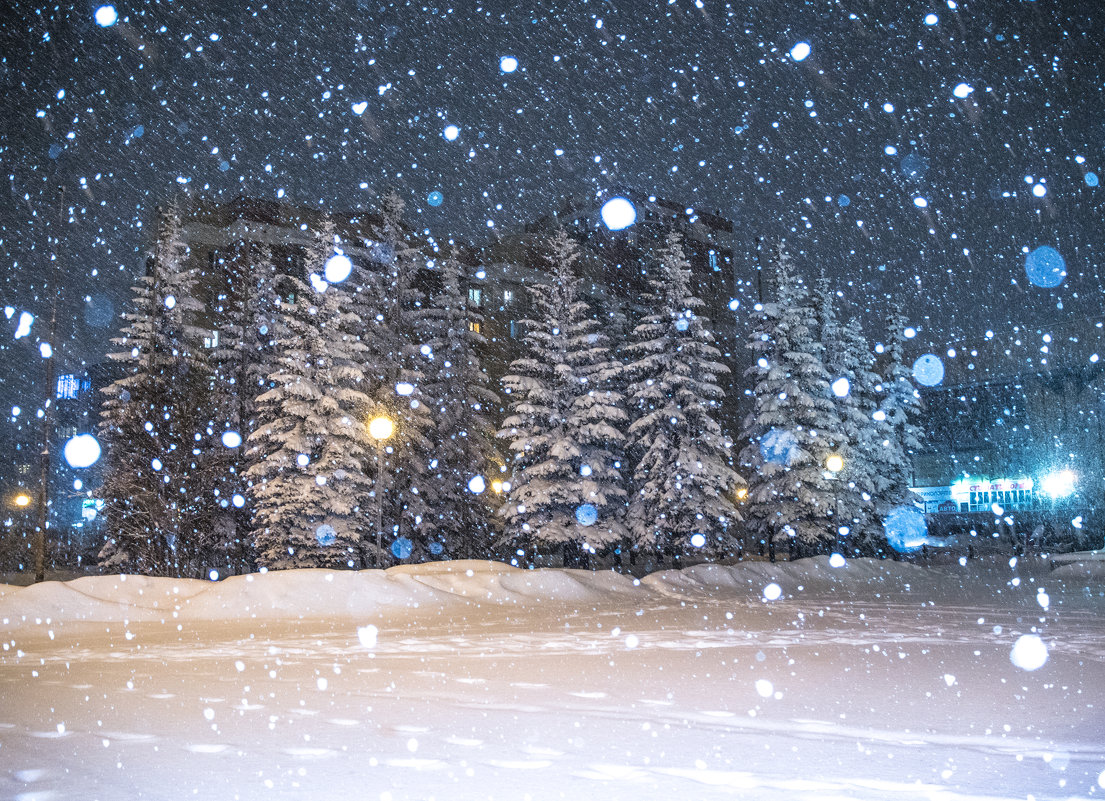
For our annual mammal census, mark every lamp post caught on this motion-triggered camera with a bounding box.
[368,415,395,567]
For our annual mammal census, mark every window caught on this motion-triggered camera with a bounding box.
[56,374,80,399]
[503,289,513,304]
[468,287,482,306]
[468,321,481,334]
[203,330,220,349]
[709,251,719,272]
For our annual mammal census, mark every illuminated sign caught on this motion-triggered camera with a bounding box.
[913,477,1039,514]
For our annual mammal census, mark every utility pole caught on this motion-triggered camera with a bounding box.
[33,187,63,583]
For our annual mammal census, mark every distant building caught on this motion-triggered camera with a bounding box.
[909,320,1105,543]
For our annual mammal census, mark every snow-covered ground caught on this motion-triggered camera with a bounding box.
[1,556,1103,800]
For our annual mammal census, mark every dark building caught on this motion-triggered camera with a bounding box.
[479,188,753,430]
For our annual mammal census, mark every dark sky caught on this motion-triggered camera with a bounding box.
[1,0,1103,408]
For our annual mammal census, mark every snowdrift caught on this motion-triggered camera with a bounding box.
[1,555,1096,635]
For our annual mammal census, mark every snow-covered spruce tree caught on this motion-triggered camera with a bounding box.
[99,204,210,576]
[738,247,842,555]
[199,244,280,574]
[813,277,879,553]
[498,229,628,563]
[624,230,740,559]
[245,224,374,570]
[419,251,500,559]
[98,260,171,573]
[835,316,893,554]
[361,193,438,564]
[876,307,924,518]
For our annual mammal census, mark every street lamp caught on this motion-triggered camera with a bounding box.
[825,454,844,473]
[14,493,31,508]
[368,415,395,567]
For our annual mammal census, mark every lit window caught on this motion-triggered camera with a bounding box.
[56,374,80,399]
[709,251,719,272]
[468,288,482,306]
[503,289,513,304]
[468,321,481,334]
[203,330,220,348]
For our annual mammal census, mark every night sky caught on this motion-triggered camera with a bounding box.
[1,0,1103,407]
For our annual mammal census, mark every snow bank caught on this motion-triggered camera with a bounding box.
[2,555,1098,636]
[0,560,652,634]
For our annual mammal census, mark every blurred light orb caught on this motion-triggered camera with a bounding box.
[428,541,444,555]
[912,354,945,386]
[913,197,929,208]
[297,454,310,467]
[1010,634,1048,671]
[164,294,176,309]
[94,4,118,26]
[221,430,242,448]
[763,582,782,601]
[1085,172,1099,187]
[831,377,850,397]
[443,124,460,141]
[924,13,938,24]
[84,295,115,328]
[900,152,929,178]
[600,197,637,230]
[315,524,337,546]
[952,82,974,99]
[323,254,353,283]
[63,434,102,468]
[575,503,598,527]
[675,317,689,331]
[427,190,444,206]
[1025,245,1066,288]
[755,679,774,697]
[467,475,486,494]
[760,428,798,466]
[789,41,811,61]
[499,56,518,73]
[829,553,846,568]
[884,505,928,552]
[232,494,245,508]
[825,454,844,473]
[395,382,414,396]
[690,533,706,548]
[357,624,378,648]
[391,537,413,559]
[1032,183,1047,198]
[351,101,368,115]
[837,194,850,207]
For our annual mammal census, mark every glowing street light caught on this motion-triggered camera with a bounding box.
[14,493,31,508]
[1041,469,1076,499]
[368,415,395,566]
[826,454,844,473]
